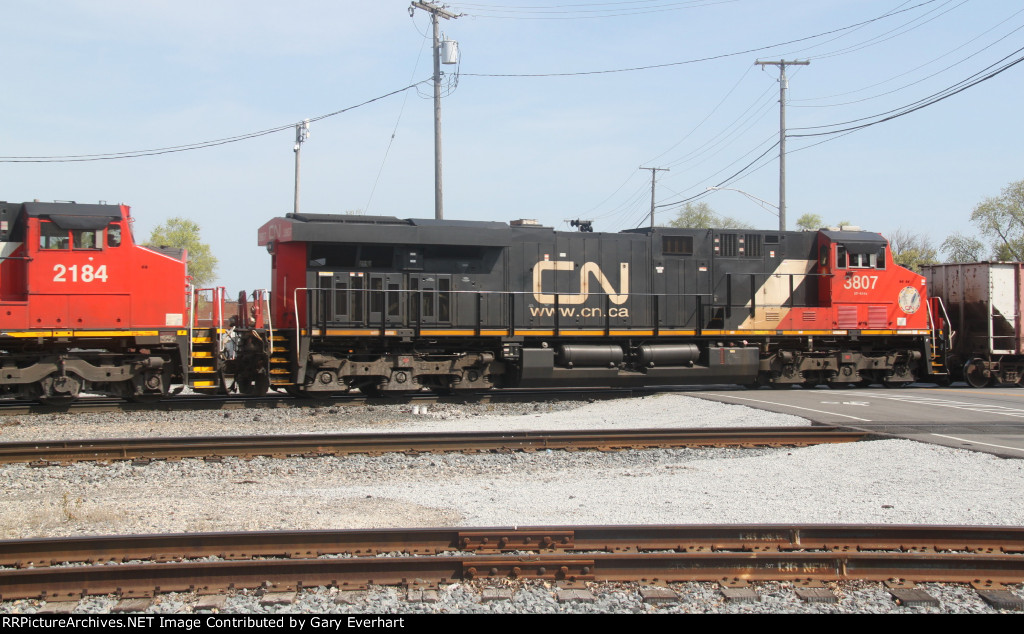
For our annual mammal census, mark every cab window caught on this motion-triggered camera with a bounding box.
[835,245,847,269]
[848,247,886,269]
[107,223,122,247]
[39,221,69,250]
[73,229,100,249]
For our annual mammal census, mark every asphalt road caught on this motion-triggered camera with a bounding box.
[683,383,1024,459]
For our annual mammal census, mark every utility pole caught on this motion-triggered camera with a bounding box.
[640,166,669,228]
[411,2,460,220]
[293,119,310,215]
[755,59,808,232]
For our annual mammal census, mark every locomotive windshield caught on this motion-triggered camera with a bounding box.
[836,243,886,269]
[38,220,111,250]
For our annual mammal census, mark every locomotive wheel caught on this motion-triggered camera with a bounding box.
[359,384,384,397]
[964,359,992,389]
[37,375,82,405]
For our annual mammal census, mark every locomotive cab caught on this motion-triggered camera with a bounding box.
[815,229,929,332]
[0,201,189,402]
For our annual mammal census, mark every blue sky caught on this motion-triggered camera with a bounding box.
[3,0,1022,293]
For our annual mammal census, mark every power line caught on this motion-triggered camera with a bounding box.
[660,86,777,171]
[788,45,1024,138]
[366,19,433,214]
[790,11,1024,108]
[449,0,739,20]
[460,1,941,77]
[641,64,755,166]
[789,0,967,61]
[654,138,781,210]
[0,80,432,163]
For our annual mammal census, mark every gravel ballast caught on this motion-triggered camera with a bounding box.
[1,393,1022,613]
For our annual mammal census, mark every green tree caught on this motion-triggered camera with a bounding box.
[969,178,1024,260]
[941,232,986,263]
[146,217,218,287]
[795,213,823,231]
[887,227,939,273]
[669,202,752,229]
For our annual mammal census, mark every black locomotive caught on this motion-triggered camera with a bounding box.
[255,213,942,395]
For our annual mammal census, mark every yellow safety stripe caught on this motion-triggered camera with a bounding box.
[290,327,932,338]
[0,330,168,338]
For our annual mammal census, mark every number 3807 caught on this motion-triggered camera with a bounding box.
[843,275,877,290]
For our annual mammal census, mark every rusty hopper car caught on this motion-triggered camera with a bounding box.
[258,214,948,395]
[923,262,1024,387]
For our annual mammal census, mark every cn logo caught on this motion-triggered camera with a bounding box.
[532,261,630,305]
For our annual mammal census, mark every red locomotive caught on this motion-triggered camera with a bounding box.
[0,201,192,401]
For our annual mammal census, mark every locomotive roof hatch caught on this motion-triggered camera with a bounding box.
[22,201,122,225]
[2,201,123,242]
[820,229,886,253]
[259,213,511,247]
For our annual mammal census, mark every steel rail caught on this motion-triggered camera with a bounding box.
[2,525,1024,600]
[2,525,1022,568]
[0,427,866,465]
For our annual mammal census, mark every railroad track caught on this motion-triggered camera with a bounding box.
[2,525,1023,605]
[0,387,664,417]
[0,427,866,465]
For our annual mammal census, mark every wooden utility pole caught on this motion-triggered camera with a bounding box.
[411,2,460,220]
[756,59,809,232]
[640,166,669,228]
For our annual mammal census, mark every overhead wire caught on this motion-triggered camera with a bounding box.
[560,1,949,228]
[459,0,942,77]
[641,64,755,166]
[449,0,740,20]
[365,15,433,214]
[783,0,967,61]
[615,3,1022,227]
[642,139,781,225]
[788,43,1024,138]
[0,80,434,163]
[790,10,1024,108]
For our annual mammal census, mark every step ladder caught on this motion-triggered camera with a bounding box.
[268,334,294,387]
[189,327,222,390]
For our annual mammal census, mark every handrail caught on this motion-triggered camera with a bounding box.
[253,289,273,359]
[186,283,195,365]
